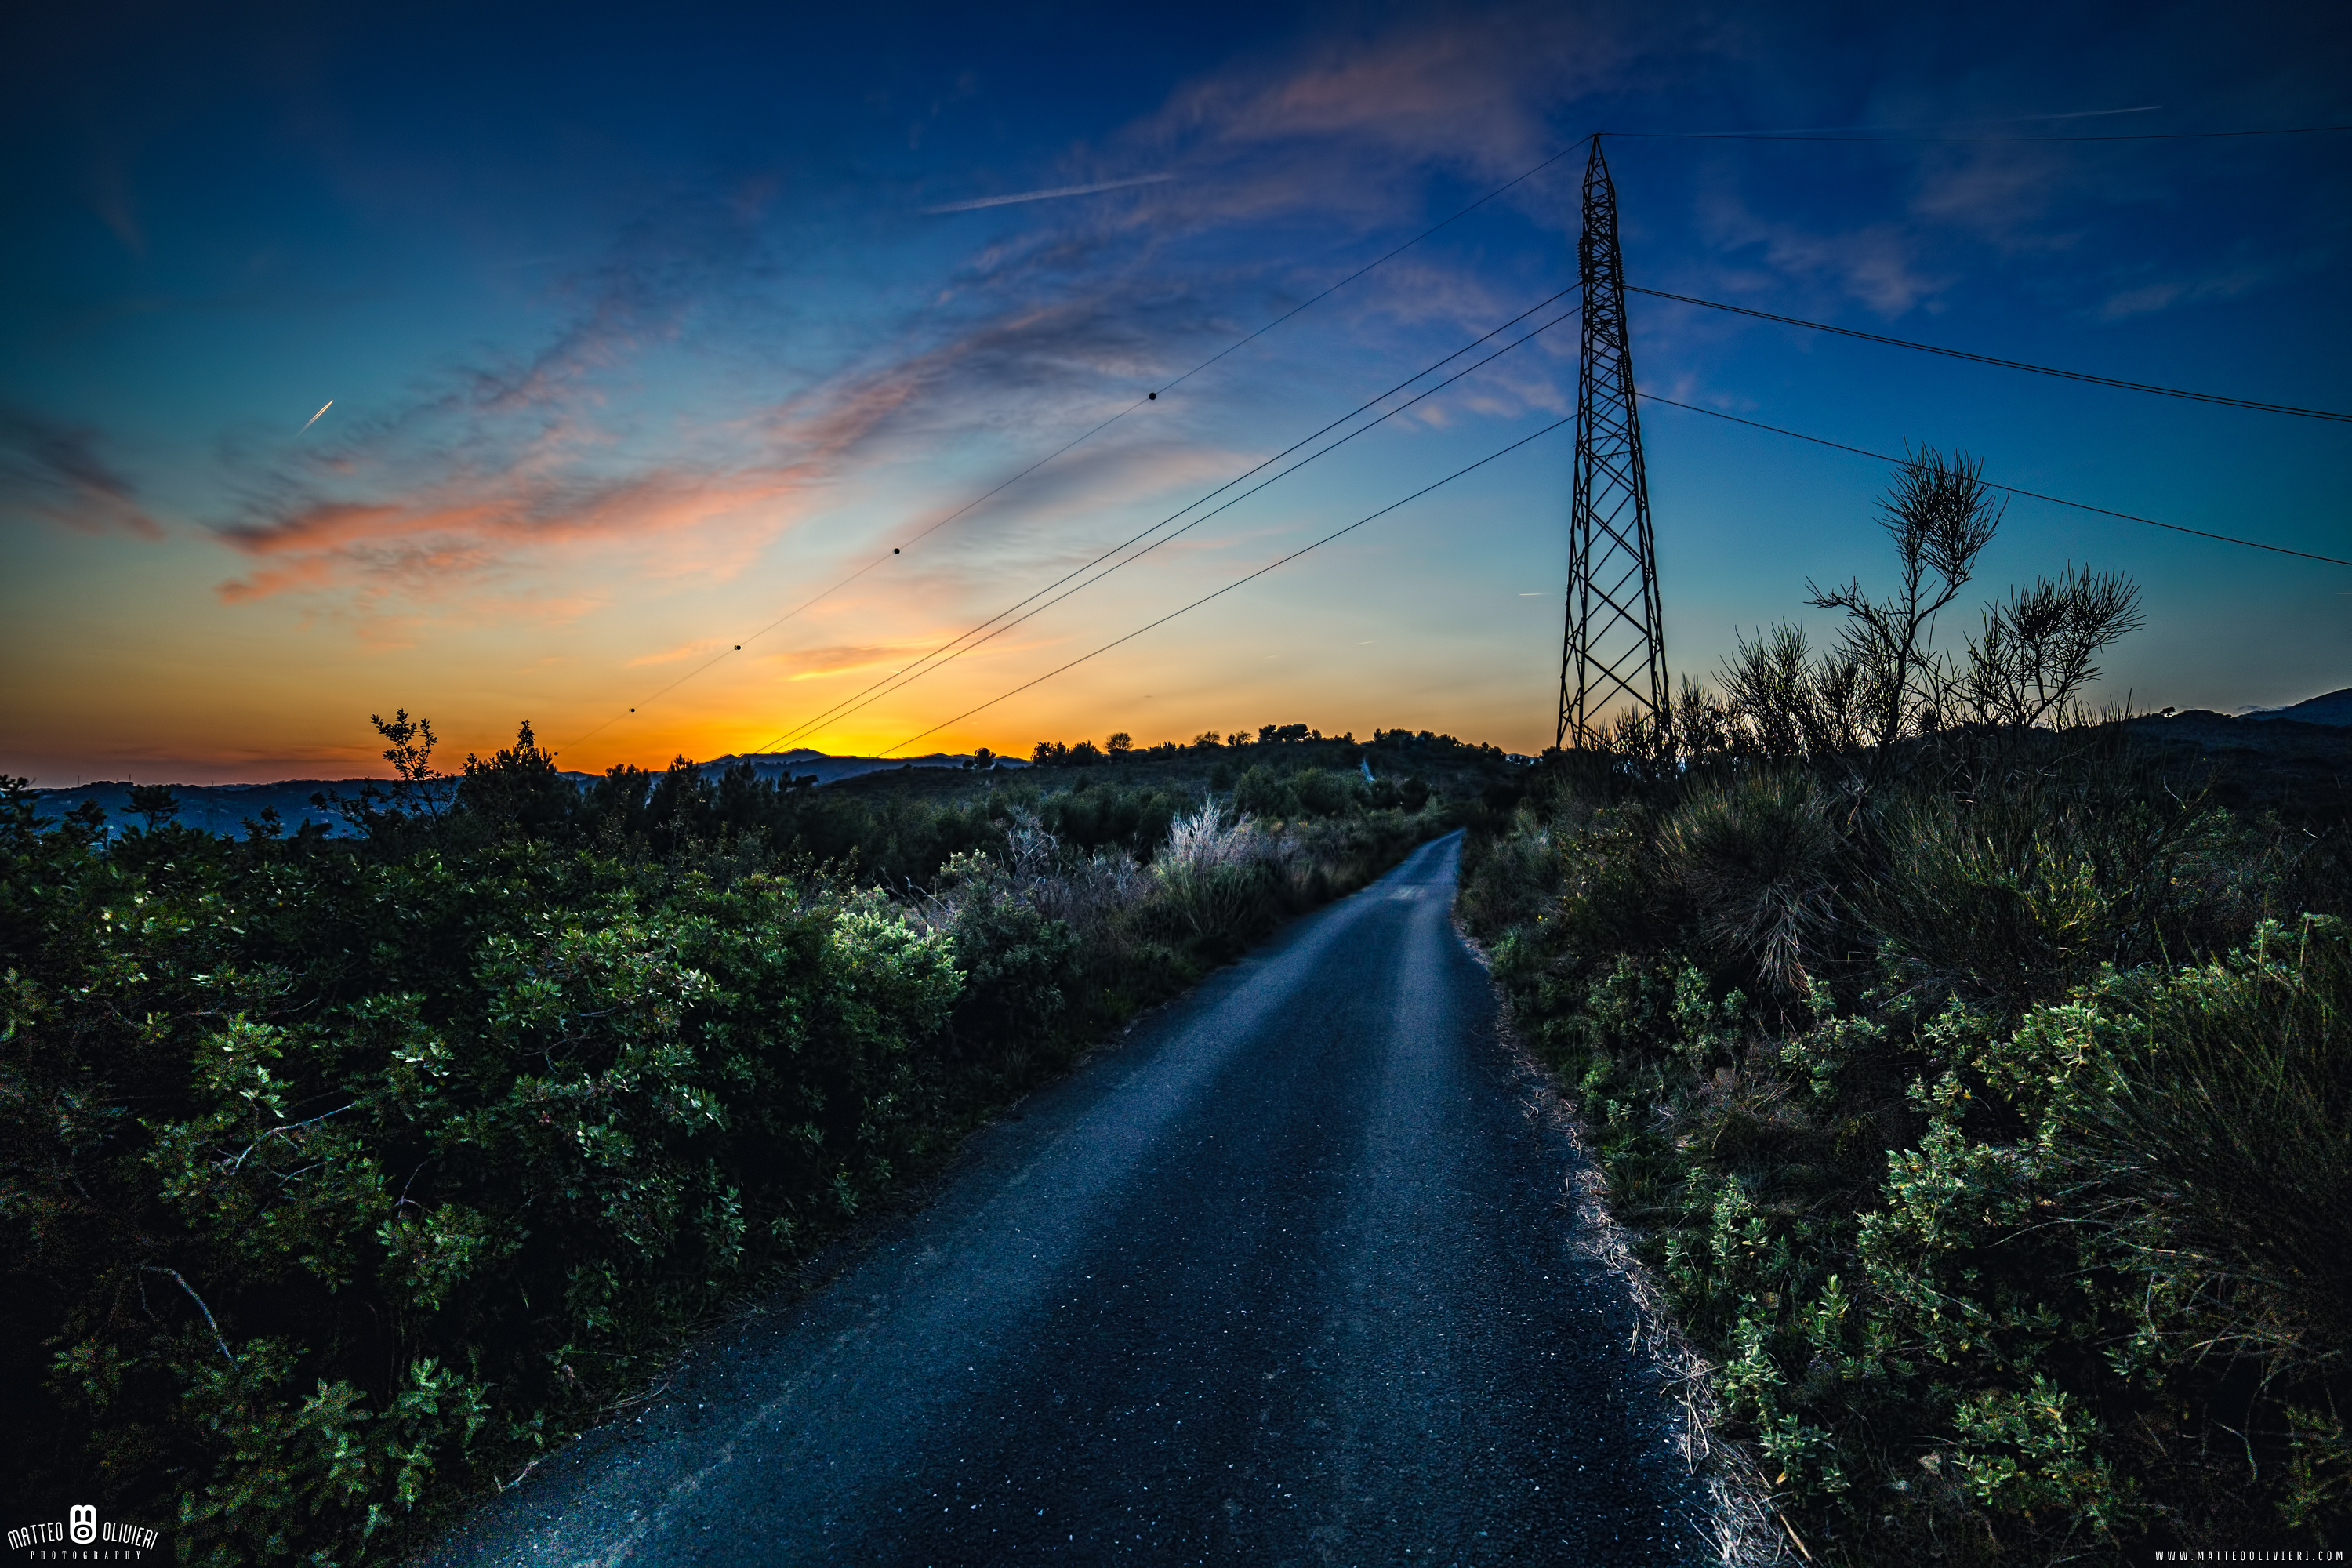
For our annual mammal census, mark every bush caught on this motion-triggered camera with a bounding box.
[2028,916,2352,1365]
[1659,768,1839,996]
[11,830,961,1562]
[1232,765,1298,821]
[1465,742,2352,1561]
[1857,764,2278,1014]
[927,850,1080,1061]
[3,738,1462,1563]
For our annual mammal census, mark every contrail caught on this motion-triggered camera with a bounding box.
[300,398,334,432]
[924,173,1171,215]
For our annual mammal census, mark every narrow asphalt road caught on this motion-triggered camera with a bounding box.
[426,833,1705,1566]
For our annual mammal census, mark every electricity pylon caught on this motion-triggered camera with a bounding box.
[1556,136,1668,750]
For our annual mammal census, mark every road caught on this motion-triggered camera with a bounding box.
[426,832,1705,1566]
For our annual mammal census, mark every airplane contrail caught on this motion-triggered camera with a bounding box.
[924,173,1171,215]
[300,398,334,432]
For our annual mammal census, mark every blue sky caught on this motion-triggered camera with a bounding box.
[2,0,2346,781]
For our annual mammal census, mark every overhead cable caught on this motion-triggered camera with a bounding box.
[565,136,1594,750]
[1609,124,2352,144]
[879,415,1579,756]
[1628,285,2352,423]
[753,290,1581,753]
[1639,392,2352,568]
[755,302,1582,753]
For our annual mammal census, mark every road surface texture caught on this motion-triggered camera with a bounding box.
[426,833,1706,1566]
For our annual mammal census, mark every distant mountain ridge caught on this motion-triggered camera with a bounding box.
[24,750,1012,838]
[2235,688,2352,727]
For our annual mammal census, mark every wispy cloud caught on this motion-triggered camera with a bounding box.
[1692,191,1950,316]
[189,5,1661,639]
[0,408,162,538]
[2094,253,2304,321]
[212,459,840,604]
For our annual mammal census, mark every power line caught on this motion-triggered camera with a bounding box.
[752,289,1580,753]
[880,413,1579,757]
[561,400,1147,750]
[564,136,1595,751]
[1609,123,2352,144]
[759,289,1577,747]
[756,302,1581,752]
[1639,392,2352,568]
[1627,285,2352,423]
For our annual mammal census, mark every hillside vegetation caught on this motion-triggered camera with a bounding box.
[1461,451,2352,1563]
[0,724,1512,1565]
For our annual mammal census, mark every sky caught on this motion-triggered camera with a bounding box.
[2,0,2347,784]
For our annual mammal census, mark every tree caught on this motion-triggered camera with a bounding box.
[1192,731,1224,750]
[371,709,451,820]
[1954,565,2144,729]
[459,721,573,833]
[1805,447,2002,756]
[1105,732,1134,760]
[1711,450,2141,763]
[127,783,180,831]
[967,747,996,771]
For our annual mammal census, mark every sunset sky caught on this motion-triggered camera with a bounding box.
[3,1,2347,784]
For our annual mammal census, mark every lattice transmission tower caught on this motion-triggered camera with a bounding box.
[1556,136,1668,750]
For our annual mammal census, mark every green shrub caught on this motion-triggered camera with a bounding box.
[1659,768,1838,996]
[1468,739,2352,1562]
[2008,916,2352,1367]
[2,740,1462,1563]
[12,842,961,1563]
[1232,765,1298,821]
[928,852,1080,1059]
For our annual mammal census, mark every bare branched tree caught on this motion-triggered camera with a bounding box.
[1805,446,2003,756]
[1953,564,2146,728]
[1693,448,2141,770]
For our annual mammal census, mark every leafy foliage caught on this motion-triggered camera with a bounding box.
[1,727,1469,1563]
[1461,452,2352,1562]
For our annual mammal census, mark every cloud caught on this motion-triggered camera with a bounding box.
[2093,257,2288,321]
[199,3,1656,627]
[212,461,837,605]
[1691,191,1950,317]
[86,150,146,257]
[0,408,162,538]
[767,640,941,681]
[1129,3,1634,183]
